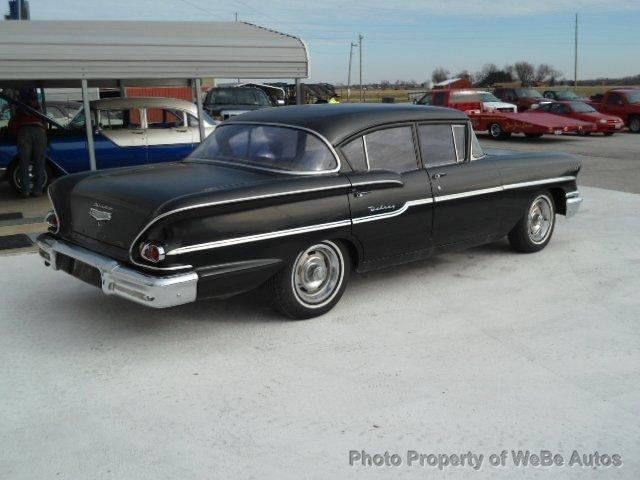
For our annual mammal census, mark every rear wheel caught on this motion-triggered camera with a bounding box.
[268,240,350,319]
[489,123,508,140]
[628,116,640,133]
[8,160,53,195]
[508,192,556,253]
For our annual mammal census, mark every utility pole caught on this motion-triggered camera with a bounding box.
[574,13,578,87]
[358,34,364,102]
[347,42,357,102]
[235,12,238,21]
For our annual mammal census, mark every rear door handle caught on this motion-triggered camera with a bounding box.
[433,172,447,179]
[353,190,369,198]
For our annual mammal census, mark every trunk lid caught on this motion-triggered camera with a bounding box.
[63,162,278,250]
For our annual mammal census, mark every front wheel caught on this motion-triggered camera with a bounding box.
[508,192,556,253]
[268,240,350,319]
[628,116,640,133]
[489,123,508,140]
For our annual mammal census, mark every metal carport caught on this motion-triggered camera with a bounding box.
[0,20,309,170]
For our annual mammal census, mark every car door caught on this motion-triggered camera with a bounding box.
[419,122,503,246]
[603,92,625,117]
[95,107,147,169]
[144,107,194,163]
[342,124,433,261]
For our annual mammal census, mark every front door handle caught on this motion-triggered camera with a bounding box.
[353,190,369,198]
[433,172,447,179]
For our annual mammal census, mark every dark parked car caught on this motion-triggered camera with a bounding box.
[204,86,273,120]
[493,87,551,112]
[543,90,585,101]
[37,104,582,319]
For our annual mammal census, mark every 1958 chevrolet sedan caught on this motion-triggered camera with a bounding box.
[37,104,582,319]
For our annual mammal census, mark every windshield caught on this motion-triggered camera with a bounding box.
[555,91,578,100]
[479,92,501,102]
[450,92,501,103]
[207,89,271,106]
[625,91,640,104]
[517,88,544,98]
[188,124,338,173]
[569,102,596,113]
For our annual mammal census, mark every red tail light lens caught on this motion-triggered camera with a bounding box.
[140,242,166,263]
[45,210,58,231]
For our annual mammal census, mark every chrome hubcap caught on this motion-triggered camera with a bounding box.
[528,196,553,244]
[293,242,343,307]
[490,124,501,136]
[13,163,46,189]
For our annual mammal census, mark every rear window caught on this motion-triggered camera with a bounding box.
[188,123,337,173]
[206,89,271,106]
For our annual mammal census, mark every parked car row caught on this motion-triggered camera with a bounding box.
[418,86,637,139]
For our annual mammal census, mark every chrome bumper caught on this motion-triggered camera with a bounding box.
[565,191,582,218]
[36,234,198,308]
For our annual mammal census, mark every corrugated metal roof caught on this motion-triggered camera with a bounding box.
[0,20,308,85]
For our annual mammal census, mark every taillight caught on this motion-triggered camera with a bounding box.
[45,210,58,232]
[140,242,166,263]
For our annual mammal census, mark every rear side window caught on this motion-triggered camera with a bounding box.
[364,126,418,172]
[418,124,457,167]
[341,137,368,171]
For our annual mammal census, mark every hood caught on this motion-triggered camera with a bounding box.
[50,162,281,253]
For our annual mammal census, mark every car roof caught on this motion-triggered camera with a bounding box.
[89,97,198,114]
[225,103,468,145]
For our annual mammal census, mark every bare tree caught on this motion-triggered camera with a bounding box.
[535,64,562,83]
[431,67,450,84]
[514,61,535,85]
[456,70,472,82]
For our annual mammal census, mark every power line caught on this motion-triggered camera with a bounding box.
[176,0,220,18]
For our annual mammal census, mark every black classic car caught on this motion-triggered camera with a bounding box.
[37,104,582,319]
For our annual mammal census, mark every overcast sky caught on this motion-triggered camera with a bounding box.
[23,0,640,83]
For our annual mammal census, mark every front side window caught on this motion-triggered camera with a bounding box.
[624,92,640,104]
[341,136,367,171]
[416,93,432,105]
[418,124,457,167]
[517,89,544,99]
[364,126,418,172]
[570,102,596,113]
[188,124,337,173]
[607,93,623,105]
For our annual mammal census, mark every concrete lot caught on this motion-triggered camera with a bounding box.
[1,186,639,479]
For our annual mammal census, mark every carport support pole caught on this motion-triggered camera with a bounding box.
[81,79,97,171]
[295,78,302,105]
[194,78,205,142]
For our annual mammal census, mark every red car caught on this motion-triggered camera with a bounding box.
[534,101,623,135]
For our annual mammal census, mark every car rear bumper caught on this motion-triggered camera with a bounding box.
[36,233,198,308]
[565,191,582,218]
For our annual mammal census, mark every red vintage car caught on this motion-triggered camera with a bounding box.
[533,101,624,136]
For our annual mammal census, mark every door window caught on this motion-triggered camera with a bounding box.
[606,93,623,106]
[364,126,418,172]
[341,136,368,171]
[146,108,186,129]
[418,124,458,167]
[452,125,467,162]
[97,109,141,130]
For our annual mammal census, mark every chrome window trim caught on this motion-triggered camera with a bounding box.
[350,179,404,188]
[191,121,341,175]
[362,135,371,170]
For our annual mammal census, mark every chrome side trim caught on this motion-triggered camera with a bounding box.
[352,198,433,224]
[503,176,576,191]
[128,182,352,265]
[141,175,578,258]
[435,186,503,203]
[167,219,352,256]
[350,179,404,188]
